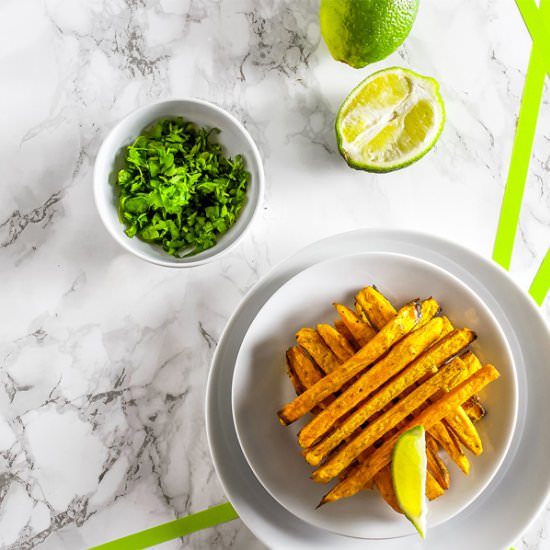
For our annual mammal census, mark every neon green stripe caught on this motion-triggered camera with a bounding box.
[529,249,550,305]
[515,0,550,76]
[492,1,548,268]
[88,503,239,550]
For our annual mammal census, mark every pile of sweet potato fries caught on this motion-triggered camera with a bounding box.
[277,286,499,511]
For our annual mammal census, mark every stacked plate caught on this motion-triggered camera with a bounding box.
[205,229,550,550]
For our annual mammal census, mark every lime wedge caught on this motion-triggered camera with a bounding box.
[336,67,445,172]
[391,425,427,538]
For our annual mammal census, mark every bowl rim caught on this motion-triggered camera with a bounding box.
[93,97,265,268]
[230,249,518,538]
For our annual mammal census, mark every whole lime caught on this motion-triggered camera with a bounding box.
[320,0,419,68]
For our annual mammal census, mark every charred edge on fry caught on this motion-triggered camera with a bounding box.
[414,299,423,321]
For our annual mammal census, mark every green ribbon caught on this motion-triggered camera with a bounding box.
[88,503,238,549]
[493,0,549,270]
[529,248,550,305]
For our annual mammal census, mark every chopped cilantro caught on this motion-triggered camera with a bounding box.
[115,117,250,257]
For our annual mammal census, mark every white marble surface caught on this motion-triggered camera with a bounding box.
[0,0,548,549]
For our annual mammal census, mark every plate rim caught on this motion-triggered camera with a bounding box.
[230,249,519,539]
[205,228,550,550]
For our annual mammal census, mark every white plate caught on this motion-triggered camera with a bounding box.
[231,252,517,539]
[205,229,550,550]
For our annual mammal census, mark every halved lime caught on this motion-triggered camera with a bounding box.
[336,67,445,172]
[391,425,427,538]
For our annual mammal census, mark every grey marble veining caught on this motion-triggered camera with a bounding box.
[0,0,548,549]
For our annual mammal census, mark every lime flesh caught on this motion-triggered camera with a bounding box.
[336,67,445,172]
[391,425,427,538]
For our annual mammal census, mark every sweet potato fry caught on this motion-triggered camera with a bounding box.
[300,324,472,455]
[286,347,332,415]
[356,286,441,333]
[444,407,483,455]
[355,301,371,324]
[427,443,450,490]
[334,320,357,350]
[311,357,472,483]
[277,299,434,425]
[462,395,486,422]
[429,421,470,475]
[426,471,445,500]
[334,303,376,347]
[287,346,324,389]
[317,324,355,362]
[374,465,401,513]
[296,328,340,374]
[298,318,443,452]
[425,351,482,460]
[319,364,500,506]
[461,350,483,371]
[355,286,397,329]
[286,353,305,395]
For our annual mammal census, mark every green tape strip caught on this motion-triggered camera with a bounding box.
[529,248,550,305]
[515,0,550,76]
[493,0,548,269]
[88,503,239,550]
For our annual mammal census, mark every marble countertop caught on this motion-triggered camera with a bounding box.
[1,0,548,549]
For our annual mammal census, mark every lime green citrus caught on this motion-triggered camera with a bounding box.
[391,425,427,538]
[336,67,445,172]
[320,0,419,68]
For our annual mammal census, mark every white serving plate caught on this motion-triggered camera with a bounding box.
[205,229,550,550]
[231,252,517,539]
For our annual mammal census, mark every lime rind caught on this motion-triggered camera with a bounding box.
[320,0,419,69]
[391,425,427,538]
[336,67,445,173]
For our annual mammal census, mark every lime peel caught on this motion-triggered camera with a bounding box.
[336,67,445,173]
[391,425,428,538]
[320,0,419,68]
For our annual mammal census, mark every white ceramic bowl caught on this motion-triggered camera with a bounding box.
[93,98,264,267]
[231,252,517,539]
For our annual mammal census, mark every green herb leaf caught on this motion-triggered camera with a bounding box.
[115,117,250,257]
